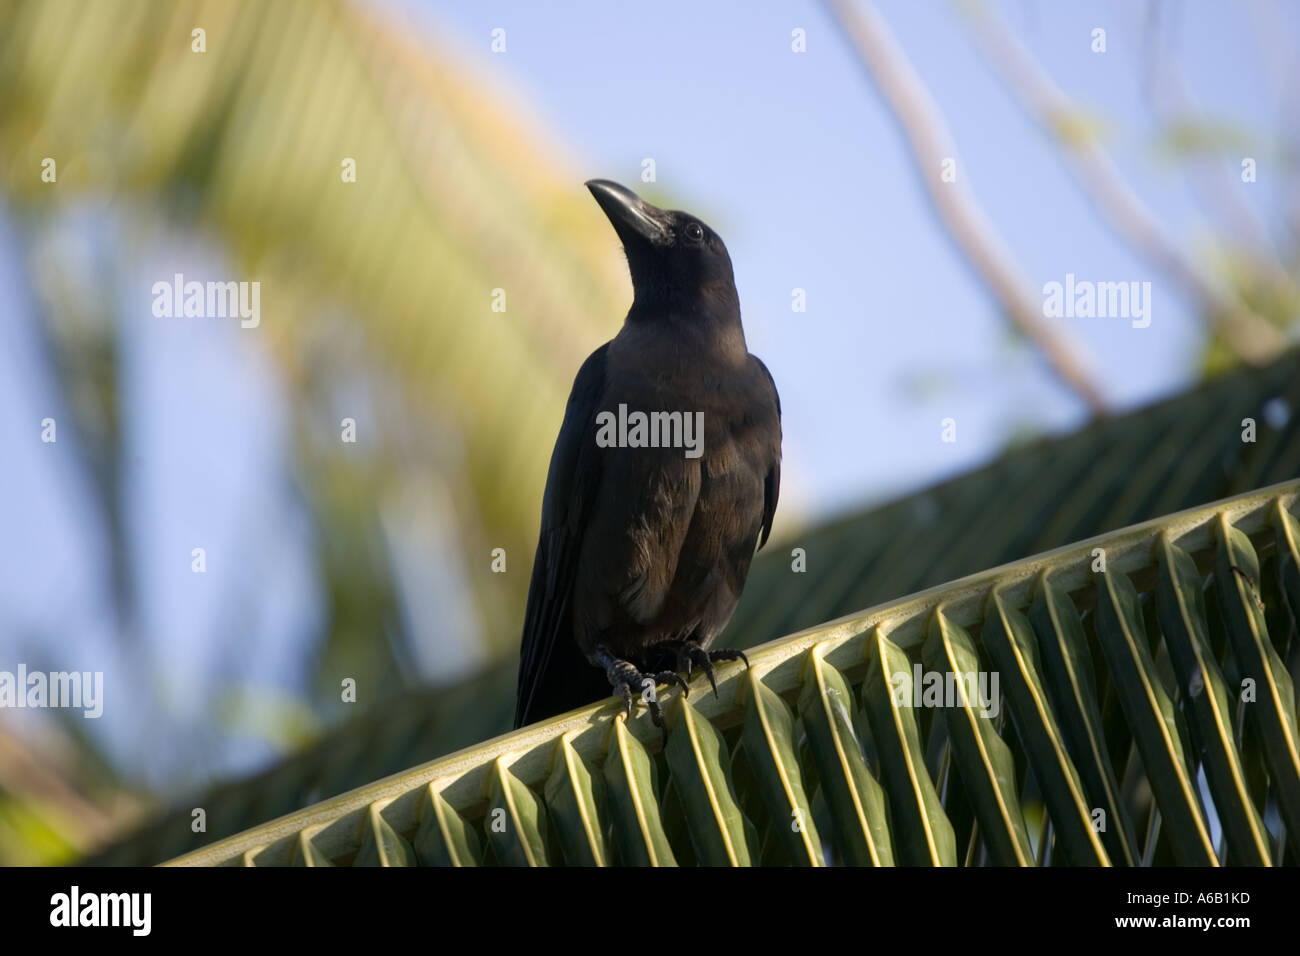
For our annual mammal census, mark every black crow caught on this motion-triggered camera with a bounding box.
[513,180,781,729]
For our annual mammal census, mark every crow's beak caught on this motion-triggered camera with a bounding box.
[586,179,670,247]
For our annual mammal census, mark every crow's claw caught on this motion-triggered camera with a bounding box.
[673,643,752,698]
[596,646,688,730]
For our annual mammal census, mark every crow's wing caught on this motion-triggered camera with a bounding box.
[577,434,703,629]
[514,344,611,728]
[752,356,781,549]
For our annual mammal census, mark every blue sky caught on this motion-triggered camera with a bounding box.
[1,0,1296,789]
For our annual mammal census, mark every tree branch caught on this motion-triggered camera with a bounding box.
[823,0,1109,414]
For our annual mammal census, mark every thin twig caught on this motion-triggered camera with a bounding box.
[823,0,1109,415]
[1138,4,1300,316]
[961,0,1289,363]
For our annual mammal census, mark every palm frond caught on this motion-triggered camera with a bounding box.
[164,479,1300,865]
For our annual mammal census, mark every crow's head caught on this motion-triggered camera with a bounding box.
[586,179,737,317]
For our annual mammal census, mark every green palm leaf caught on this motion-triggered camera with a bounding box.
[1215,514,1300,855]
[1093,565,1217,864]
[664,697,755,866]
[602,717,676,867]
[922,608,1032,865]
[861,628,957,866]
[741,667,826,865]
[1155,534,1271,864]
[796,646,891,865]
[164,481,1300,866]
[983,589,1110,865]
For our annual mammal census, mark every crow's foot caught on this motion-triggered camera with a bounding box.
[595,645,688,728]
[672,642,751,697]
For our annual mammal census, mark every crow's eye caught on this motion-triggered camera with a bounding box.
[684,222,704,242]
